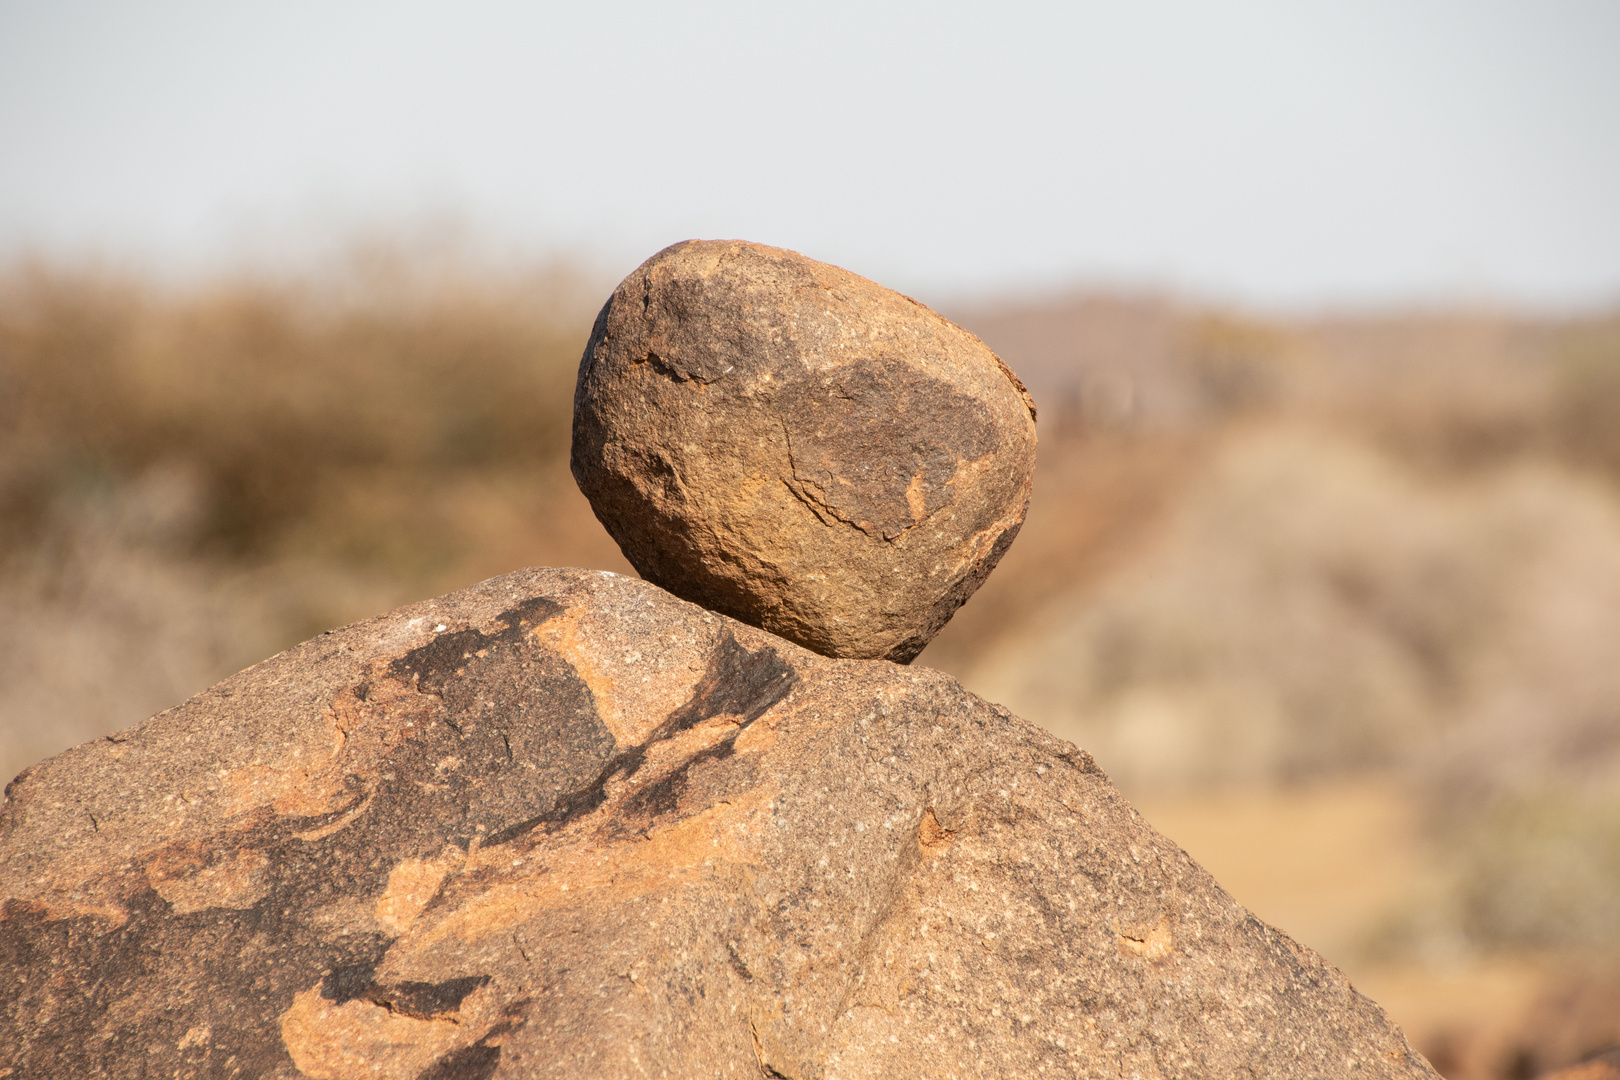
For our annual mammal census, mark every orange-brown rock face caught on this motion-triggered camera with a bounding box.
[571,239,1039,663]
[0,568,1435,1079]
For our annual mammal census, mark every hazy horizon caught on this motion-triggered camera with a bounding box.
[3,0,1618,311]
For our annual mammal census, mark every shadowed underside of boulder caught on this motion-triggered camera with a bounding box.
[0,567,1435,1079]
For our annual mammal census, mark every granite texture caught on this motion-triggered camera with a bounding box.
[1,567,1436,1079]
[571,239,1039,662]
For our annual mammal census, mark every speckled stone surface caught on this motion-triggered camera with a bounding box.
[571,239,1038,663]
[1,567,1435,1079]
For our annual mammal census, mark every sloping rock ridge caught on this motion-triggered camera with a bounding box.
[0,567,1436,1079]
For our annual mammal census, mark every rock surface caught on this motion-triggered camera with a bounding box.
[571,240,1038,663]
[1,567,1435,1079]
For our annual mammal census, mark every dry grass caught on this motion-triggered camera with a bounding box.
[0,256,593,568]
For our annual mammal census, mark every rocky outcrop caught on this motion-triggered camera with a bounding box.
[571,240,1039,663]
[0,567,1434,1079]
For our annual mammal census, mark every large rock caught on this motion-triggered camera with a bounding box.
[571,240,1039,663]
[0,567,1435,1079]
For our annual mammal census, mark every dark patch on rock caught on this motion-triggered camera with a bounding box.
[778,363,997,541]
[1,867,398,1077]
[389,595,562,693]
[374,611,614,848]
[323,958,383,1003]
[418,1041,503,1080]
[488,628,793,844]
[372,974,492,1019]
[660,626,797,732]
[621,731,738,824]
[0,580,610,1078]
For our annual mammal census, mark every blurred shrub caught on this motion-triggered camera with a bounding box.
[1369,786,1620,977]
[1179,313,1292,417]
[1300,314,1559,480]
[1554,317,1620,486]
[0,259,594,566]
[969,427,1620,796]
[1457,788,1620,952]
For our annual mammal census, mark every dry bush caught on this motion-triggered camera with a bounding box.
[1297,313,1561,472]
[0,257,594,569]
[962,429,1620,793]
[1553,316,1620,485]
[0,253,623,783]
[1455,790,1620,953]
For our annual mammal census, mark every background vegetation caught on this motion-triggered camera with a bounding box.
[2,251,1618,1079]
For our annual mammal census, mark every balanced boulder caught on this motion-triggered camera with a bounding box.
[0,568,1436,1079]
[571,240,1038,663]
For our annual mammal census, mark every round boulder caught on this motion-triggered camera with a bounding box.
[571,239,1037,662]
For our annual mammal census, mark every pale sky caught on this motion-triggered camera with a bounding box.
[1,0,1617,308]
